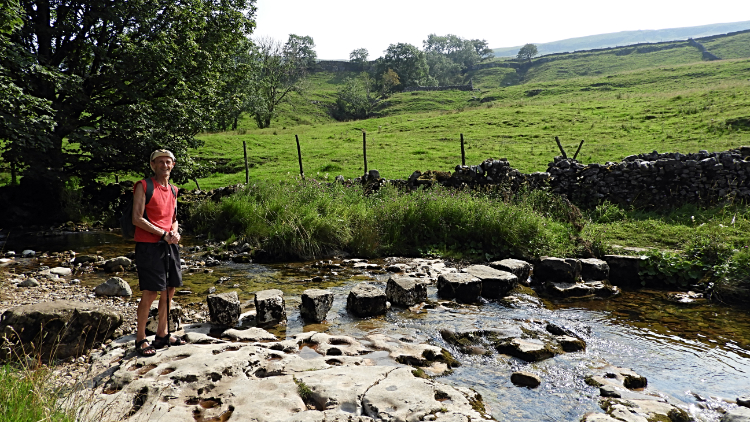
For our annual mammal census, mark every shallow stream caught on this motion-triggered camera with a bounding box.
[2,231,749,421]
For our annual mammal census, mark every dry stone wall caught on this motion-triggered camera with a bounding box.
[391,147,750,209]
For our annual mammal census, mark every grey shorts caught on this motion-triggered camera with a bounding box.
[135,242,182,291]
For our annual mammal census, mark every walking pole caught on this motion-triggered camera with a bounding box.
[164,239,171,347]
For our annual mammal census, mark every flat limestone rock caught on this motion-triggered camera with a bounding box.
[222,327,277,342]
[580,258,609,281]
[534,257,581,284]
[722,407,750,422]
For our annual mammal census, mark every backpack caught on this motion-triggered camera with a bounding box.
[120,178,177,239]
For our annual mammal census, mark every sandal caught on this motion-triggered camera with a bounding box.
[153,334,186,349]
[136,339,156,357]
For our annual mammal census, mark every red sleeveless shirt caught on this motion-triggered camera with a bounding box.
[133,178,178,243]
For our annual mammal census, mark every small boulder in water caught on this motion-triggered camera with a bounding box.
[347,282,387,317]
[300,288,333,322]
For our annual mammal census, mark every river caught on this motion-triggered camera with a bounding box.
[2,230,748,421]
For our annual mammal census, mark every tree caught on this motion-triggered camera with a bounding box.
[335,73,375,120]
[284,34,317,70]
[1,0,257,189]
[517,44,539,62]
[209,38,256,132]
[247,36,309,129]
[349,48,369,70]
[381,69,400,96]
[379,43,429,90]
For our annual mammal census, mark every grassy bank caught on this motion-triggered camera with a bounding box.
[188,180,581,261]
[0,364,74,422]
[187,179,750,302]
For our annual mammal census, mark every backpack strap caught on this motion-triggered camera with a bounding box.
[142,178,155,222]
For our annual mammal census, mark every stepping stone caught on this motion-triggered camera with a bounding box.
[489,258,532,284]
[463,265,518,299]
[346,282,387,317]
[207,291,241,326]
[255,289,286,326]
[580,258,609,281]
[604,255,647,288]
[437,273,481,303]
[534,257,581,283]
[300,289,333,323]
[386,277,427,306]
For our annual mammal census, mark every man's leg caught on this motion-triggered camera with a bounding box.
[137,290,159,343]
[155,287,176,338]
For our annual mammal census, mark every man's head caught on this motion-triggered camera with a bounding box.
[150,149,175,175]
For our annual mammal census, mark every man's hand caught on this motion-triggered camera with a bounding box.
[168,230,181,245]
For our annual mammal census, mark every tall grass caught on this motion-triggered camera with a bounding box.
[0,363,75,422]
[188,180,578,260]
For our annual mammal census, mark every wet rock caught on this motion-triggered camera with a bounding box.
[602,398,690,422]
[73,254,100,264]
[346,282,387,317]
[600,385,621,398]
[604,255,647,288]
[556,335,586,352]
[21,249,35,258]
[496,338,558,362]
[489,258,532,284]
[739,396,750,408]
[666,291,705,305]
[0,300,122,361]
[49,267,72,277]
[463,265,518,299]
[580,413,621,422]
[308,332,368,356]
[103,256,131,272]
[385,277,427,306]
[145,301,182,334]
[534,257,581,283]
[623,373,648,389]
[580,258,609,281]
[437,273,482,303]
[545,280,618,298]
[207,291,241,327]
[18,278,40,287]
[94,277,133,296]
[300,289,333,323]
[722,407,750,422]
[511,371,542,388]
[255,289,286,326]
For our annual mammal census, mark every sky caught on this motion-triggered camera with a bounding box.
[252,0,749,60]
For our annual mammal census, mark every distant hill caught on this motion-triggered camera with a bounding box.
[493,20,750,57]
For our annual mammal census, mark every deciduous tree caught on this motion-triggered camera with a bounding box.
[379,43,429,90]
[0,0,257,188]
[517,43,539,62]
[349,48,369,70]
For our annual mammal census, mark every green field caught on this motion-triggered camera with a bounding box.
[192,57,750,190]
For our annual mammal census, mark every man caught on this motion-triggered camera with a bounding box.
[133,149,185,356]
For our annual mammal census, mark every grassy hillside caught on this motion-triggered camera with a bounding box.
[492,20,750,57]
[191,58,750,190]
[700,30,750,59]
[521,41,704,83]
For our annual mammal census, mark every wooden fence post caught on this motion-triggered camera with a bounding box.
[460,133,466,166]
[555,136,568,158]
[363,131,368,176]
[243,140,249,184]
[573,139,585,160]
[296,135,304,180]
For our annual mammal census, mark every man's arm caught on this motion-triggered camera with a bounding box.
[132,182,169,238]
